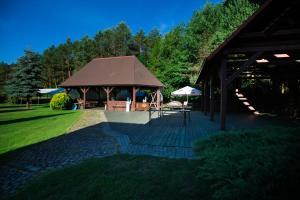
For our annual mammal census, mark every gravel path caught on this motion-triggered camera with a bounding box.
[0,110,117,198]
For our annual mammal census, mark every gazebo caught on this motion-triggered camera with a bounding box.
[196,0,300,130]
[60,56,164,111]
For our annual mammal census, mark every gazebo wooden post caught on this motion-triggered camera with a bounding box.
[204,79,209,116]
[132,86,136,111]
[220,59,227,130]
[103,87,114,110]
[209,77,215,121]
[80,87,89,109]
[156,87,161,110]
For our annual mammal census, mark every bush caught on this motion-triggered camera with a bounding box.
[50,92,73,110]
[193,128,300,200]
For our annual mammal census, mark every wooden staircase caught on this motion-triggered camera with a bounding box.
[235,89,260,115]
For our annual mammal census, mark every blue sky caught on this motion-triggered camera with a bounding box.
[0,0,221,63]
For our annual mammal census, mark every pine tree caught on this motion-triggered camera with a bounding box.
[6,50,42,108]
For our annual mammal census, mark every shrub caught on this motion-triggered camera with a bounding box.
[193,127,300,200]
[50,92,73,110]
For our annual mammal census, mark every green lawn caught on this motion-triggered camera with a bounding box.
[0,104,82,154]
[11,155,202,200]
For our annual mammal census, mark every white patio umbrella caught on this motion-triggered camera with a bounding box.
[171,86,201,102]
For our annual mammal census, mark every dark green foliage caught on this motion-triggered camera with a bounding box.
[0,62,13,102]
[50,92,73,110]
[193,128,300,200]
[5,50,42,105]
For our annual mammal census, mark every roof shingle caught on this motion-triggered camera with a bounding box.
[60,56,164,87]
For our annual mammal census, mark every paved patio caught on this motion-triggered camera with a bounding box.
[102,110,299,158]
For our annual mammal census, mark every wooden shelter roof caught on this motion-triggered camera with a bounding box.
[196,0,300,82]
[60,56,164,87]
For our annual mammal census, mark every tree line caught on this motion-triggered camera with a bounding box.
[0,0,261,103]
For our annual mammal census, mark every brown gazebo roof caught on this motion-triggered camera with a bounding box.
[60,56,164,87]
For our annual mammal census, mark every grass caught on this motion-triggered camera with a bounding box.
[11,155,201,200]
[0,103,82,154]
[10,127,300,200]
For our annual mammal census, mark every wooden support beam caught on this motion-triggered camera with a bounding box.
[132,86,136,111]
[209,77,215,121]
[80,87,89,109]
[200,82,205,112]
[239,29,300,39]
[226,51,263,86]
[220,59,227,130]
[203,79,209,116]
[156,88,161,110]
[102,87,114,102]
[226,44,300,53]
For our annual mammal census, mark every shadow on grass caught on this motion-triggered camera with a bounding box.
[0,105,25,109]
[0,104,50,109]
[0,109,31,114]
[0,112,73,125]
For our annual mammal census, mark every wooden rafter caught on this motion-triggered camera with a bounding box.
[239,29,300,39]
[227,44,300,53]
[226,51,263,86]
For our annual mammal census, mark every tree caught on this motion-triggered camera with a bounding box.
[72,36,96,71]
[5,0,259,100]
[94,29,115,57]
[61,38,74,78]
[0,62,13,102]
[146,28,161,49]
[114,22,132,56]
[6,50,42,108]
[42,45,61,87]
[134,30,147,54]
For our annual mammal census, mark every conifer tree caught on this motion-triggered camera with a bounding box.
[6,50,42,108]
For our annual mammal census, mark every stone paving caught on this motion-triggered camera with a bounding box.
[0,110,117,198]
[103,110,300,159]
[100,111,196,159]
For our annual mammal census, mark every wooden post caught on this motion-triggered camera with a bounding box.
[156,88,161,110]
[220,59,227,130]
[200,82,205,112]
[204,79,209,116]
[209,77,215,121]
[102,87,114,110]
[80,87,89,109]
[132,86,136,111]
